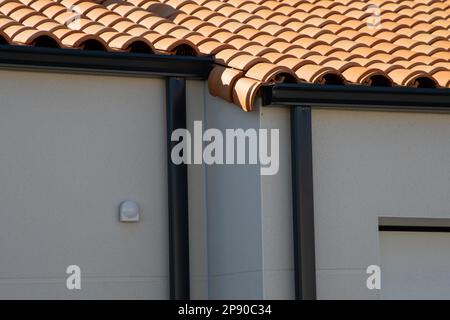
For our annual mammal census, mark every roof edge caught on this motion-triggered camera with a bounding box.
[0,44,212,79]
[262,83,450,110]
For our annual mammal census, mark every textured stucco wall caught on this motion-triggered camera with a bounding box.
[312,108,450,299]
[200,93,295,299]
[0,69,169,299]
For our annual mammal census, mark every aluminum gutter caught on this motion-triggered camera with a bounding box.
[290,106,316,300]
[166,77,190,300]
[0,45,212,79]
[263,83,450,110]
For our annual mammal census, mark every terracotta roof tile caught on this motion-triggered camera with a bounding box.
[245,62,297,82]
[232,77,262,112]
[341,66,393,86]
[295,64,344,84]
[208,65,243,102]
[0,0,447,110]
[433,70,450,86]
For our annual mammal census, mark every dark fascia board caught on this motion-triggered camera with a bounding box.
[0,45,213,79]
[262,83,450,110]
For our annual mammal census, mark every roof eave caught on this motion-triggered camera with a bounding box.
[262,83,450,111]
[0,44,213,79]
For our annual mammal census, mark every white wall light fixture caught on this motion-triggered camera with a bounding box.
[119,200,140,222]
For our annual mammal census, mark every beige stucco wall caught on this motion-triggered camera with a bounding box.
[0,70,295,300]
[260,107,295,299]
[186,80,209,299]
[0,69,169,299]
[312,108,450,299]
[6,68,445,300]
[198,94,295,299]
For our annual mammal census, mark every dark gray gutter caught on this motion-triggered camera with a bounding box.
[263,83,450,110]
[290,106,316,300]
[0,44,212,78]
[166,77,190,300]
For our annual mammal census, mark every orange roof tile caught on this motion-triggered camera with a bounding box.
[0,0,448,111]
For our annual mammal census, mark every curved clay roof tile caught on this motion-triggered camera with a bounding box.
[227,54,268,71]
[301,26,332,38]
[206,15,230,27]
[213,31,243,43]
[21,13,53,28]
[109,34,155,52]
[168,27,199,39]
[0,0,448,111]
[14,27,61,47]
[410,54,443,65]
[153,37,196,54]
[269,41,301,53]
[262,51,295,63]
[0,2,25,16]
[276,57,314,70]
[232,77,262,112]
[244,44,277,56]
[284,20,310,31]
[369,62,404,73]
[431,70,450,87]
[431,51,450,61]
[219,21,248,33]
[295,64,344,84]
[342,67,393,86]
[240,3,262,14]
[177,3,202,15]
[304,54,337,65]
[62,32,108,50]
[431,61,450,69]
[275,30,304,42]
[198,40,233,54]
[146,3,180,18]
[153,22,184,34]
[411,44,446,55]
[182,19,214,31]
[284,47,316,59]
[412,64,446,74]
[324,60,359,72]
[430,40,450,50]
[388,68,438,88]
[9,7,36,23]
[214,48,247,65]
[309,44,343,56]
[227,38,256,50]
[0,27,10,42]
[245,62,298,83]
[208,65,244,102]
[131,14,165,28]
[202,1,231,12]
[25,0,54,13]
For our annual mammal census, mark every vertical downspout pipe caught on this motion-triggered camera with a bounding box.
[291,106,316,300]
[166,77,190,300]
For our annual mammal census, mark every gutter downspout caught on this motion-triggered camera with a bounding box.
[166,77,190,300]
[291,106,316,300]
